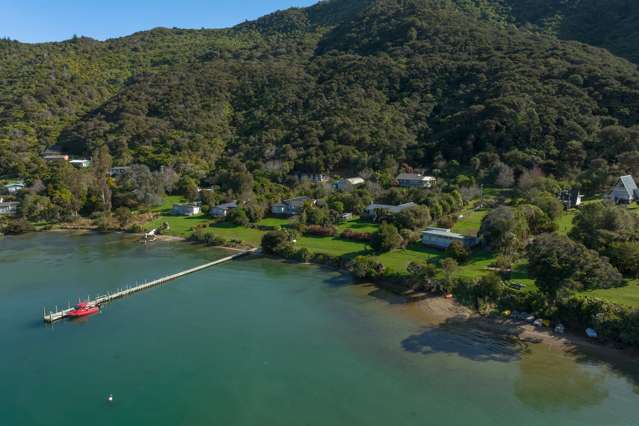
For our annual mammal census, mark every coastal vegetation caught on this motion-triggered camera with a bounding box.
[2,0,639,348]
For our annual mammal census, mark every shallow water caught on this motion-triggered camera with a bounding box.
[0,232,637,425]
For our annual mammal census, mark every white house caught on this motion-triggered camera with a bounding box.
[70,159,91,168]
[272,196,315,216]
[334,177,365,192]
[210,201,238,218]
[171,203,201,216]
[4,182,25,193]
[363,202,417,219]
[42,154,69,163]
[609,175,639,204]
[421,227,477,249]
[396,173,436,188]
[0,199,19,216]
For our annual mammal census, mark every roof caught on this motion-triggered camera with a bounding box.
[214,201,238,210]
[366,202,417,212]
[422,227,468,240]
[173,203,201,208]
[397,173,435,181]
[4,182,25,188]
[339,177,365,185]
[619,175,638,196]
[0,201,19,207]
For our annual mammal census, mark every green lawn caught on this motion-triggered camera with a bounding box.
[336,217,379,234]
[207,223,265,246]
[452,209,487,237]
[581,280,639,308]
[556,211,576,235]
[152,195,186,213]
[297,235,370,257]
[257,217,291,227]
[146,214,211,237]
[376,244,442,272]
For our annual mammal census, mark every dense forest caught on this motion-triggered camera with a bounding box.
[2,0,639,186]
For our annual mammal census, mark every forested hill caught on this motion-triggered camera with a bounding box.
[477,0,639,64]
[2,0,639,184]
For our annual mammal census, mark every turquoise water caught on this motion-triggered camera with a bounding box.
[0,232,637,425]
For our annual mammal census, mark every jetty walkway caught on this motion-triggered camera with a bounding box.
[43,248,258,323]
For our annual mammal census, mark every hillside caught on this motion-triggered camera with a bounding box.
[2,0,639,181]
[478,0,639,64]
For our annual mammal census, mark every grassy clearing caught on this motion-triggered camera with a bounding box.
[581,280,639,308]
[376,244,441,272]
[146,214,210,237]
[257,217,291,227]
[556,211,576,235]
[452,209,487,237]
[336,217,379,234]
[207,223,265,246]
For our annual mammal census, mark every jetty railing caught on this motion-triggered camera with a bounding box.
[43,248,258,323]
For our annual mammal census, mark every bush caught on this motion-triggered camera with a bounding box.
[303,225,337,237]
[227,208,250,227]
[371,223,403,253]
[348,256,385,279]
[340,229,373,242]
[261,230,293,255]
[447,240,470,262]
[3,218,35,235]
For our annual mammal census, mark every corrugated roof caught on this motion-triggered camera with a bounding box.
[215,201,238,209]
[396,173,435,181]
[422,228,468,239]
[620,175,638,195]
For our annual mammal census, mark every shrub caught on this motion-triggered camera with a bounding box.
[371,223,403,253]
[227,208,250,227]
[261,230,293,255]
[348,256,385,279]
[340,229,373,242]
[303,225,337,237]
[3,218,35,235]
[447,240,470,262]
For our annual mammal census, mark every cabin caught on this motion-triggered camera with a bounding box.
[363,202,417,220]
[4,182,25,193]
[210,201,238,218]
[271,196,316,216]
[396,173,436,188]
[0,199,19,216]
[109,167,131,177]
[334,177,365,192]
[69,159,91,168]
[421,227,477,249]
[171,203,201,216]
[609,175,639,204]
[558,189,583,209]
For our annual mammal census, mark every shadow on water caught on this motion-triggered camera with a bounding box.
[401,315,533,362]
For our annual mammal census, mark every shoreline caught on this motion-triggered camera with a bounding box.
[12,227,639,362]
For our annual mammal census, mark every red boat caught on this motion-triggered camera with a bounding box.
[67,301,100,318]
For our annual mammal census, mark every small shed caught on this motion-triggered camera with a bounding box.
[335,177,365,192]
[609,175,638,204]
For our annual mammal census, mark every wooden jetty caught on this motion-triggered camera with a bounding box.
[43,248,258,323]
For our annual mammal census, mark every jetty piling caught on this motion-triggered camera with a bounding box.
[43,248,258,323]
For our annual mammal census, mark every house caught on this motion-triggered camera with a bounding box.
[0,199,19,216]
[4,182,25,193]
[171,203,201,216]
[421,227,477,249]
[271,196,316,216]
[210,201,238,218]
[396,173,436,188]
[340,212,354,221]
[363,202,417,219]
[334,177,365,192]
[609,175,639,204]
[109,167,131,177]
[558,189,583,209]
[69,159,91,168]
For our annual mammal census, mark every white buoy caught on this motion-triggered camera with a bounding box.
[107,394,113,403]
